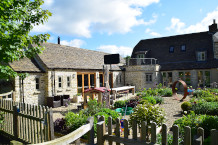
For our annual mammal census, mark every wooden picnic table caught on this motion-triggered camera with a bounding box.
[111,86,135,100]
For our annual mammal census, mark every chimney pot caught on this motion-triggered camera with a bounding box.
[58,36,60,44]
[209,19,217,33]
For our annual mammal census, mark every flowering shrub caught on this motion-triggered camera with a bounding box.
[54,118,68,133]
[126,99,139,108]
[129,102,165,128]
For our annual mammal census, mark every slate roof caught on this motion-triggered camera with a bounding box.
[9,57,43,72]
[131,31,218,71]
[9,43,123,72]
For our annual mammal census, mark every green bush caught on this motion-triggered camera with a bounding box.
[193,90,214,98]
[81,99,104,116]
[157,133,183,145]
[174,112,206,137]
[129,102,165,128]
[65,112,89,132]
[114,100,127,108]
[192,102,218,115]
[162,88,173,96]
[153,96,164,104]
[141,96,156,104]
[98,108,120,124]
[204,97,215,102]
[174,112,218,139]
[181,102,192,112]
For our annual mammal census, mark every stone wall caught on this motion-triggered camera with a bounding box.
[125,65,160,91]
[112,71,124,88]
[14,73,46,105]
[213,41,218,59]
[211,68,218,83]
[49,70,77,99]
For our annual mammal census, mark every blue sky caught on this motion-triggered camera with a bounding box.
[31,0,218,56]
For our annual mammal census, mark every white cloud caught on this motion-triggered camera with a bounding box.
[150,32,161,37]
[96,45,133,57]
[32,0,159,37]
[145,28,161,37]
[44,0,54,6]
[60,39,86,48]
[166,7,218,34]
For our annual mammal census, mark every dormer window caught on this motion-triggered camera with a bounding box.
[137,54,144,58]
[197,51,206,61]
[169,46,174,53]
[181,45,186,52]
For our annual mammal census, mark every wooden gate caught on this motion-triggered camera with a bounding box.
[0,99,54,144]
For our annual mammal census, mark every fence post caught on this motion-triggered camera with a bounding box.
[116,118,120,145]
[162,124,167,145]
[172,125,179,145]
[108,117,113,145]
[141,121,147,142]
[87,117,94,145]
[151,122,157,144]
[197,127,204,145]
[97,121,105,145]
[184,126,191,145]
[48,108,54,140]
[13,105,18,140]
[132,120,137,140]
[211,129,218,145]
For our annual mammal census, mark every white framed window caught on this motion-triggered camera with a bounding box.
[67,76,71,87]
[181,45,186,51]
[197,52,206,61]
[36,77,40,90]
[169,46,174,53]
[137,54,144,58]
[58,76,62,88]
[146,74,152,83]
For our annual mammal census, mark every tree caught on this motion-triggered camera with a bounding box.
[0,0,52,79]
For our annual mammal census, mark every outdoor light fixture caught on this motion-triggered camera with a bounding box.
[72,74,75,79]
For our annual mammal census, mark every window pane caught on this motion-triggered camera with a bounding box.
[67,76,70,87]
[181,45,186,51]
[36,78,39,89]
[169,46,174,52]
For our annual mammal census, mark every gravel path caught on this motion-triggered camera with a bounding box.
[159,94,190,129]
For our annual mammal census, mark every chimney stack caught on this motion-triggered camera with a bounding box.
[209,19,218,33]
[58,36,60,44]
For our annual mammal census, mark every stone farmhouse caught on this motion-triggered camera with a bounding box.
[125,20,218,90]
[2,20,218,105]
[8,42,124,105]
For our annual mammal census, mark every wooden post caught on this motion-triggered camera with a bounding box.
[87,117,94,145]
[172,125,179,145]
[108,117,112,145]
[116,118,120,145]
[184,126,191,145]
[82,74,84,98]
[97,121,105,145]
[48,108,54,140]
[211,129,218,145]
[197,127,204,145]
[132,120,137,140]
[141,121,147,141]
[151,122,156,143]
[162,124,167,145]
[88,74,91,89]
[13,105,18,140]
